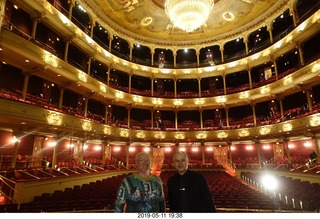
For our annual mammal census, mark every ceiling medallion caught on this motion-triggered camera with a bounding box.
[141,17,153,26]
[165,0,214,32]
[222,12,235,21]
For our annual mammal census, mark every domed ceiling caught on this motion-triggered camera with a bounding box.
[90,0,288,46]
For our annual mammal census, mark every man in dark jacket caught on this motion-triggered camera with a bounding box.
[167,151,216,212]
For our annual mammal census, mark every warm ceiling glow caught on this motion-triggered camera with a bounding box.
[144,147,150,152]
[114,146,121,152]
[165,0,214,32]
[164,147,172,152]
[129,147,136,152]
[179,147,186,151]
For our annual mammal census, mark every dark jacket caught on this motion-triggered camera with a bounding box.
[167,170,216,212]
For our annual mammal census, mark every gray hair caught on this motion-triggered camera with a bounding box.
[135,151,152,163]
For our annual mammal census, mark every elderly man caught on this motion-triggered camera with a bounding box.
[114,151,166,212]
[167,151,216,212]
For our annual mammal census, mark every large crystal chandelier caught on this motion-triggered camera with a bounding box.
[165,0,214,32]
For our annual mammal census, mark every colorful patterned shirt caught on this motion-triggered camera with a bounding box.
[114,173,166,212]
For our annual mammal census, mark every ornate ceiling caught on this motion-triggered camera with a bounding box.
[88,0,290,46]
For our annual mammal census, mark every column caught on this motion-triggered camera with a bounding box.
[64,41,70,62]
[128,72,132,94]
[151,109,154,129]
[306,89,313,111]
[225,107,229,127]
[87,56,92,75]
[68,0,75,20]
[107,66,111,86]
[283,138,292,168]
[196,50,200,67]
[151,49,155,66]
[222,73,226,95]
[31,18,39,39]
[174,78,177,98]
[151,77,154,97]
[173,51,177,68]
[199,108,203,129]
[108,36,113,53]
[312,134,320,163]
[201,141,205,165]
[105,104,110,124]
[256,141,262,169]
[11,132,21,168]
[127,106,131,128]
[290,6,298,27]
[220,47,224,63]
[126,142,130,168]
[129,44,133,62]
[79,139,87,165]
[90,20,95,38]
[273,58,279,80]
[244,38,249,55]
[251,103,257,126]
[278,98,284,118]
[84,97,88,117]
[267,25,273,44]
[0,0,5,26]
[175,110,178,130]
[247,68,252,89]
[52,137,59,168]
[227,143,232,163]
[297,43,305,67]
[198,77,201,97]
[22,74,30,99]
[58,87,64,110]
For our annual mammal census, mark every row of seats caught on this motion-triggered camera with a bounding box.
[1,169,318,212]
[241,171,320,211]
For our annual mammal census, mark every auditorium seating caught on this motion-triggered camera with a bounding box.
[1,168,319,212]
[241,171,320,212]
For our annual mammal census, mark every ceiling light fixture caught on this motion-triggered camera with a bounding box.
[165,0,214,32]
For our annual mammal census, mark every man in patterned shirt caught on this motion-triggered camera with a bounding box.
[114,151,166,212]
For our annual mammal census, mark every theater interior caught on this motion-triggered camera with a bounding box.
[0,0,320,213]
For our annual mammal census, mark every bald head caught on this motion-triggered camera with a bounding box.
[172,151,189,175]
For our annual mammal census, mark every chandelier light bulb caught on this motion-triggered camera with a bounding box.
[165,0,214,32]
